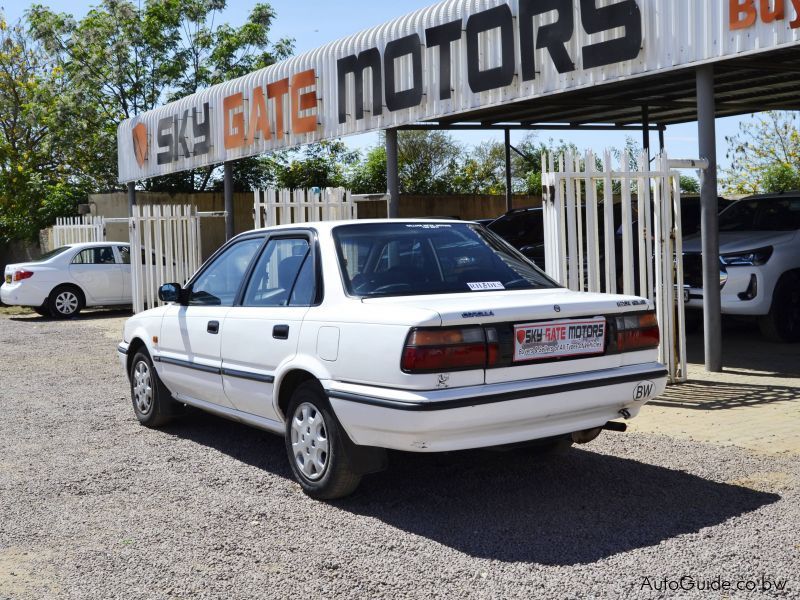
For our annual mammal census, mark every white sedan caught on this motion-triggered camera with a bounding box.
[118,220,667,499]
[2,242,132,318]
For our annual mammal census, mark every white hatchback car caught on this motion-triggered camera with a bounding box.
[2,242,132,318]
[118,220,667,499]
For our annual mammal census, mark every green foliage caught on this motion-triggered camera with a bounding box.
[0,17,87,242]
[348,145,386,194]
[679,176,700,194]
[722,111,800,194]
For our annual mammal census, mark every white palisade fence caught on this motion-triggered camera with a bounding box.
[254,188,357,228]
[542,151,688,383]
[129,205,202,314]
[52,216,106,247]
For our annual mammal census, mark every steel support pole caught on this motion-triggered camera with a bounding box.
[504,128,513,212]
[642,105,650,159]
[696,65,722,372]
[658,125,666,153]
[386,129,400,218]
[224,162,234,240]
[127,182,136,218]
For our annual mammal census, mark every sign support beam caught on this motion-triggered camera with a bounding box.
[224,162,234,240]
[386,129,400,219]
[696,65,722,373]
[504,129,513,212]
[127,182,136,218]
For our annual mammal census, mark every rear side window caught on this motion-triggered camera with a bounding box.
[333,223,557,297]
[243,238,314,307]
[72,247,116,265]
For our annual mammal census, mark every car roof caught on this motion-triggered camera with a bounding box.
[242,219,476,237]
[741,191,800,201]
[64,242,129,249]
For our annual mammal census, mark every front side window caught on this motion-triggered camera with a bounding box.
[72,246,116,265]
[243,238,314,307]
[333,223,557,297]
[189,238,263,306]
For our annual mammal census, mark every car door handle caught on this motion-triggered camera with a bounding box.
[273,324,289,340]
[207,320,219,334]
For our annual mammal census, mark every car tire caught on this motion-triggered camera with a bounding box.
[129,350,179,427]
[759,272,800,343]
[284,381,361,500]
[33,305,51,317]
[48,285,84,319]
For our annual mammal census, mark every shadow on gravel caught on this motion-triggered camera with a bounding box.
[651,379,800,410]
[166,411,779,566]
[8,308,132,322]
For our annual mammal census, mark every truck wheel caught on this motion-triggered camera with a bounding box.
[759,272,800,343]
[285,381,361,500]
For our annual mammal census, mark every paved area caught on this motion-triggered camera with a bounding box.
[633,320,800,456]
[1,310,798,599]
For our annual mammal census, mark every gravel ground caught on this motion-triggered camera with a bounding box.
[1,312,798,599]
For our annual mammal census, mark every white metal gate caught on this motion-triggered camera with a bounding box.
[51,216,106,248]
[254,188,357,228]
[129,205,202,314]
[542,151,688,383]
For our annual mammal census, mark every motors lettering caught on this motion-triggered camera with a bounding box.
[337,0,643,124]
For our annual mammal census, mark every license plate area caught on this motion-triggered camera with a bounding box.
[513,317,606,363]
[4,275,10,284]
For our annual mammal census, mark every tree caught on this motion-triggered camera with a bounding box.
[0,16,88,243]
[27,0,293,193]
[722,111,800,194]
[680,176,700,194]
[397,130,462,194]
[348,145,387,194]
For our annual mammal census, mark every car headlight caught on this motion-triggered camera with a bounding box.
[719,246,773,266]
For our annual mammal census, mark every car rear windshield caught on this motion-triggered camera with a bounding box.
[333,222,558,297]
[719,198,800,232]
[31,247,71,262]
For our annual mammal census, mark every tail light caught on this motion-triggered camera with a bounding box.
[615,312,660,352]
[401,327,499,373]
[13,270,34,282]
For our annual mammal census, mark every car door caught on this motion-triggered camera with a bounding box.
[221,234,317,421]
[69,246,124,304]
[115,245,132,303]
[157,236,264,409]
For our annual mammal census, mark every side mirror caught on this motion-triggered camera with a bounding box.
[158,283,182,303]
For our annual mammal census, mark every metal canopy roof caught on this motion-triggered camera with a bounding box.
[408,46,800,130]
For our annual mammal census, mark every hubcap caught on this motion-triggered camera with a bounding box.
[290,402,329,481]
[132,361,153,415]
[55,291,79,315]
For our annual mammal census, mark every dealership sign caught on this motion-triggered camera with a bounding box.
[118,0,800,183]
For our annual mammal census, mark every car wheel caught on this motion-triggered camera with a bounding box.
[129,350,179,427]
[284,381,361,500]
[33,305,51,317]
[48,285,83,319]
[759,272,800,343]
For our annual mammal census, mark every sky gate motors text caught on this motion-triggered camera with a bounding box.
[337,0,643,123]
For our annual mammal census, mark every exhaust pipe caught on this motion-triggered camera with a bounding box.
[603,421,628,433]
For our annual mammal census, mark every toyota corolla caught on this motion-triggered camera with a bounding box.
[118,220,667,499]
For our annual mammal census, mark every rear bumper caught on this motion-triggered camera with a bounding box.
[326,362,667,452]
[0,282,48,307]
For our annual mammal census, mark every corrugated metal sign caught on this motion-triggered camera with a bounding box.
[118,0,800,183]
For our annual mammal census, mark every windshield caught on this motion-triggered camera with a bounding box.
[333,222,557,297]
[31,247,71,262]
[719,198,800,232]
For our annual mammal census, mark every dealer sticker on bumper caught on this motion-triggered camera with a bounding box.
[514,317,606,362]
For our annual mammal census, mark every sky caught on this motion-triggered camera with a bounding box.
[2,0,751,172]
